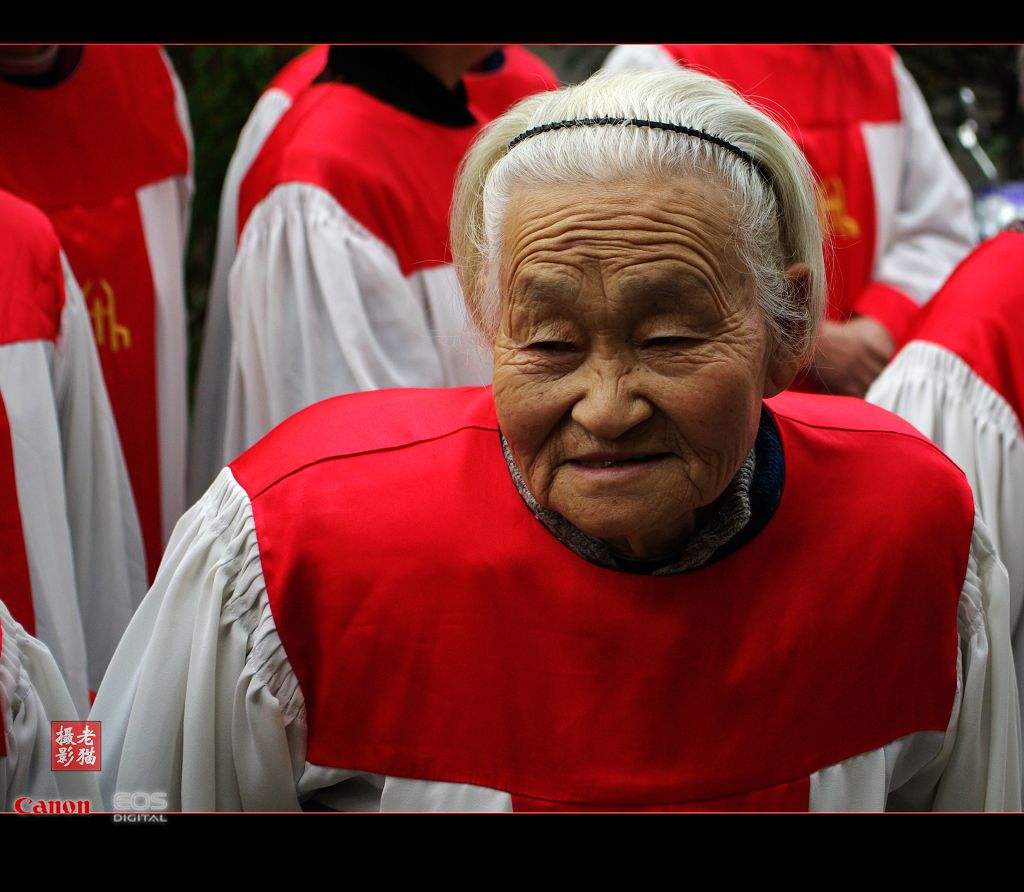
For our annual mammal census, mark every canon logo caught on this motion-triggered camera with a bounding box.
[13,797,91,815]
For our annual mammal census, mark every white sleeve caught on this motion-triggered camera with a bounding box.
[1,600,101,810]
[221,183,446,464]
[929,514,1022,809]
[867,58,977,305]
[600,44,677,73]
[868,340,1024,742]
[0,342,89,716]
[189,89,294,502]
[53,254,148,692]
[90,468,310,811]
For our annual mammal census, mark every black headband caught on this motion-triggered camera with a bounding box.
[507,117,774,192]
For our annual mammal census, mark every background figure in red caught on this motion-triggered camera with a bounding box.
[0,189,145,712]
[0,44,193,581]
[189,44,328,501]
[205,45,558,481]
[868,225,1024,760]
[604,44,977,396]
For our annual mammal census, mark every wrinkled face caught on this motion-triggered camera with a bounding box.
[493,174,796,561]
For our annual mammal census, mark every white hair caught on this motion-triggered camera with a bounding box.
[451,67,826,361]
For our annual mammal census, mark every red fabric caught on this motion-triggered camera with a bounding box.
[0,393,35,640]
[267,45,328,97]
[511,776,809,812]
[0,45,189,582]
[666,45,899,330]
[0,191,66,346]
[237,48,557,274]
[902,230,1024,421]
[238,85,479,274]
[0,46,188,211]
[466,46,559,120]
[0,190,70,640]
[231,386,970,811]
[51,197,163,580]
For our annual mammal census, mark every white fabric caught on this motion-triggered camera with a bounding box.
[92,468,1021,811]
[868,340,1024,777]
[0,339,86,714]
[864,57,977,307]
[137,179,189,549]
[1,599,101,811]
[190,87,294,501]
[220,183,490,466]
[0,257,146,712]
[600,44,680,74]
[602,45,977,312]
[151,48,194,543]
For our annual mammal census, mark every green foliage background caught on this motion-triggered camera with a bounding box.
[165,45,1024,391]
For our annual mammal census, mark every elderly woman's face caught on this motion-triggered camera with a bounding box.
[492,174,797,561]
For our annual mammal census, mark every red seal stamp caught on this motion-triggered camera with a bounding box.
[50,721,101,771]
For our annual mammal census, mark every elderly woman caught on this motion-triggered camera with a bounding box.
[91,69,1021,811]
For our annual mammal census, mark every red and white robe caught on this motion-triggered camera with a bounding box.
[93,387,1020,811]
[198,48,558,478]
[0,45,193,580]
[0,189,145,713]
[868,229,1024,757]
[603,44,976,347]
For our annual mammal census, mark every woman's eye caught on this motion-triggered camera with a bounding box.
[529,341,577,353]
[643,336,694,348]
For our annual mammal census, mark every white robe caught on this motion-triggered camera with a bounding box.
[91,467,1021,812]
[190,46,555,496]
[0,254,146,713]
[0,46,193,573]
[1,599,101,811]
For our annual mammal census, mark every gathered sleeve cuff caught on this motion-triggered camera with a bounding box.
[91,467,308,811]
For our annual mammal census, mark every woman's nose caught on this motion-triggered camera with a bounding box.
[570,362,654,441]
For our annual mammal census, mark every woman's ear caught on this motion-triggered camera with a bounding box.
[763,262,811,398]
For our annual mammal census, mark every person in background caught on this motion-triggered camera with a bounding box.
[213,45,558,475]
[604,44,977,397]
[0,44,193,583]
[192,44,561,502]
[868,224,1024,776]
[189,44,328,501]
[0,188,145,714]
